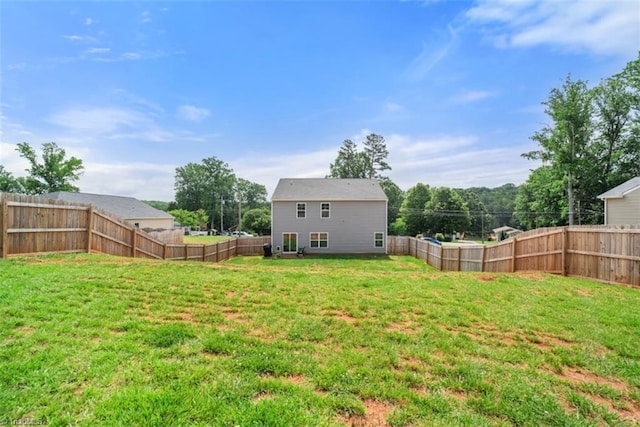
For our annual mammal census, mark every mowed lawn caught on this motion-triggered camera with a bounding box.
[1,254,639,426]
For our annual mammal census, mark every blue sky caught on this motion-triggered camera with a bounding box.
[1,0,638,201]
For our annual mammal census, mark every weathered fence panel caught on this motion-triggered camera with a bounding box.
[387,227,640,286]
[146,228,183,244]
[237,236,271,255]
[1,194,89,256]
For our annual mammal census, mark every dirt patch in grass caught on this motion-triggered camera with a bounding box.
[346,399,394,427]
[577,289,594,297]
[560,367,628,393]
[477,275,496,282]
[222,310,249,323]
[399,356,423,372]
[252,391,272,402]
[15,326,36,335]
[176,312,199,324]
[333,311,358,325]
[529,333,573,349]
[386,320,417,334]
[444,389,468,401]
[579,392,640,423]
[515,271,547,280]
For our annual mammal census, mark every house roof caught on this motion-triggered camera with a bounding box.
[492,226,518,233]
[597,177,640,199]
[41,192,174,220]
[271,178,387,202]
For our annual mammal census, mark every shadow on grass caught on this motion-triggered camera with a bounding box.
[274,254,394,261]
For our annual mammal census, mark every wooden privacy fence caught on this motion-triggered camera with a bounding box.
[0,193,271,262]
[388,225,640,286]
[2,193,638,286]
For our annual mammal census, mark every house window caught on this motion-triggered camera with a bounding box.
[321,203,330,218]
[310,232,328,248]
[296,203,306,219]
[282,233,298,253]
[374,232,384,248]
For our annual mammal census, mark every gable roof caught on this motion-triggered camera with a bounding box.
[271,178,387,202]
[597,177,640,200]
[41,192,174,220]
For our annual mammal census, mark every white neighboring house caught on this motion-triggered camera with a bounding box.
[42,191,175,229]
[597,177,640,225]
[271,178,388,254]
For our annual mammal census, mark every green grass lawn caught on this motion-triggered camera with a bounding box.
[1,254,639,426]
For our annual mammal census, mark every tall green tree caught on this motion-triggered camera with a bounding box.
[399,183,431,236]
[0,166,24,193]
[241,207,271,235]
[378,177,404,227]
[514,166,568,229]
[362,133,391,179]
[424,187,471,235]
[15,142,84,195]
[236,178,268,210]
[467,184,518,228]
[523,76,593,225]
[168,209,209,229]
[328,133,391,179]
[174,156,236,231]
[456,189,490,237]
[328,139,370,179]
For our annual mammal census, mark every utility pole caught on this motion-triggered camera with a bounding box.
[220,195,224,234]
[238,191,242,232]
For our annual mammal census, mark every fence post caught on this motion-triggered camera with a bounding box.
[86,206,94,254]
[163,243,167,260]
[481,245,486,272]
[0,194,7,258]
[511,237,517,273]
[131,227,137,258]
[457,246,461,271]
[562,227,568,276]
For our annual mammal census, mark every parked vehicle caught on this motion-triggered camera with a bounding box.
[423,237,442,246]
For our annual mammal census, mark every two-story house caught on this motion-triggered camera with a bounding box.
[270,178,388,254]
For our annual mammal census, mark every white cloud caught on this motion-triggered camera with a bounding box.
[63,34,98,43]
[48,107,149,134]
[404,24,459,81]
[86,47,111,54]
[466,0,639,56]
[451,90,494,104]
[384,102,404,113]
[177,105,211,122]
[85,17,95,25]
[77,161,176,200]
[122,52,141,60]
[141,11,151,23]
[232,132,535,199]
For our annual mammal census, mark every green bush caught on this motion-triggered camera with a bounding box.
[434,233,445,241]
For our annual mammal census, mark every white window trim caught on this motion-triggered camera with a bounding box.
[374,232,384,248]
[296,202,306,219]
[321,202,331,219]
[309,232,329,249]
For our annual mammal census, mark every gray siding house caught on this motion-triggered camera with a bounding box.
[597,177,640,225]
[271,178,388,254]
